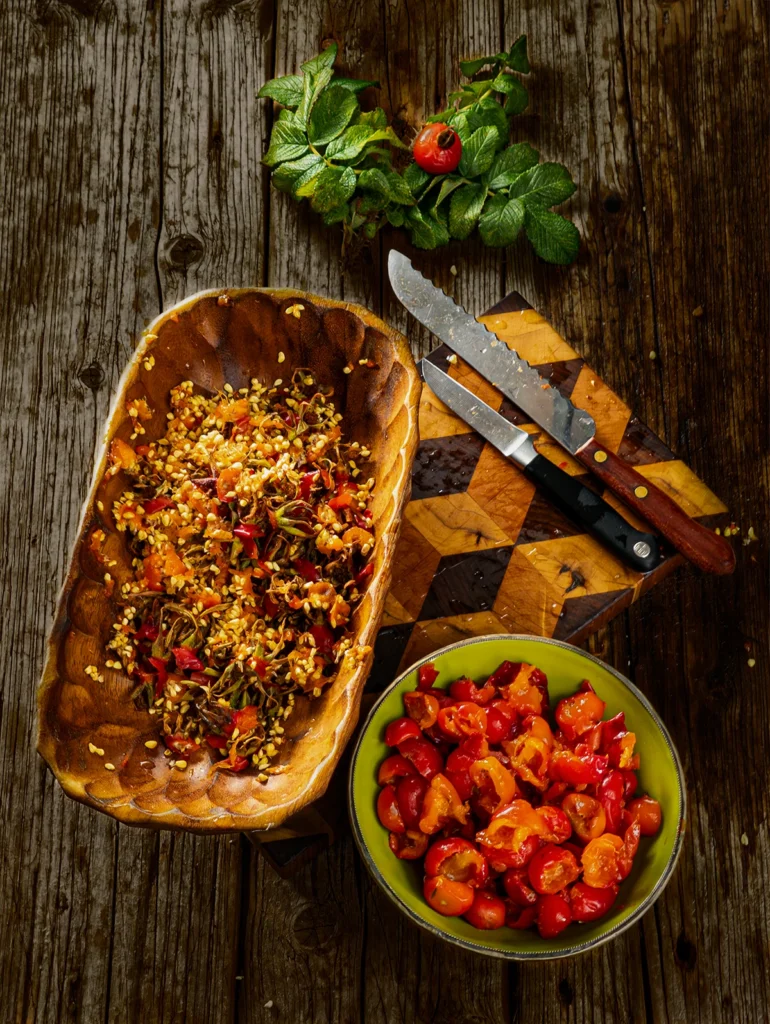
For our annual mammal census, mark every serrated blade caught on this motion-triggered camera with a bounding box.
[421,361,538,468]
[389,250,596,454]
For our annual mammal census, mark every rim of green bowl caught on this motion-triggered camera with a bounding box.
[348,634,686,960]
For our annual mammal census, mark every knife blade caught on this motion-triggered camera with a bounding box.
[422,361,660,573]
[392,251,595,455]
[391,250,735,575]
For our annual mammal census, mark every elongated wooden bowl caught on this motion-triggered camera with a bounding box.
[37,288,420,833]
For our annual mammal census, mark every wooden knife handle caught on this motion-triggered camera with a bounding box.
[576,439,736,575]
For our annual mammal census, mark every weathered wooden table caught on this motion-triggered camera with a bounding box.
[2,2,768,1021]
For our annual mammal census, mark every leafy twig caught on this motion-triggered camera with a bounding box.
[258,38,579,265]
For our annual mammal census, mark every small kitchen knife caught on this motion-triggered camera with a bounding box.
[422,361,660,573]
[391,251,735,575]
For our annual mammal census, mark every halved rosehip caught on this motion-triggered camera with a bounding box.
[376,785,405,833]
[437,702,488,741]
[562,792,607,842]
[377,754,416,786]
[627,796,662,836]
[398,737,444,780]
[384,717,421,747]
[528,843,580,895]
[388,830,429,860]
[424,837,489,887]
[396,774,429,830]
[502,867,539,907]
[423,875,474,916]
[536,893,572,938]
[403,690,440,730]
[463,891,506,930]
[569,881,618,922]
[449,677,496,704]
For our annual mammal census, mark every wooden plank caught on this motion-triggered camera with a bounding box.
[158,0,272,301]
[617,3,770,1022]
[99,4,276,1022]
[494,3,647,1017]
[242,7,371,1023]
[359,5,510,1024]
[502,2,770,1023]
[0,2,161,1021]
[249,4,506,1022]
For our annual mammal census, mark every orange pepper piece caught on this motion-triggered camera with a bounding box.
[504,734,551,790]
[419,773,469,835]
[582,833,625,888]
[475,799,548,852]
[469,757,518,815]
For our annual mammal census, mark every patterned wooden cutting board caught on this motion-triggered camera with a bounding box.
[368,292,729,690]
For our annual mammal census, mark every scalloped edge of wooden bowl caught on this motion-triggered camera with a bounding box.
[37,287,421,833]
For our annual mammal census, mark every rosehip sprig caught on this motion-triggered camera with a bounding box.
[258,38,579,264]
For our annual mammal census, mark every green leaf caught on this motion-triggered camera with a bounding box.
[458,126,498,177]
[524,206,580,264]
[403,162,431,196]
[276,108,296,122]
[434,177,465,207]
[503,81,529,116]
[449,182,486,239]
[359,167,391,196]
[358,193,388,214]
[294,161,327,198]
[406,207,450,250]
[272,153,324,194]
[310,164,357,212]
[459,52,506,77]
[508,162,576,208]
[465,97,509,148]
[301,43,338,77]
[258,74,304,108]
[385,172,415,204]
[478,194,525,246]
[426,106,455,125]
[307,85,359,145]
[325,125,375,161]
[448,111,471,143]
[461,79,495,98]
[353,145,393,166]
[486,143,540,190]
[331,75,379,94]
[367,126,408,150]
[491,72,520,94]
[296,66,334,127]
[506,36,530,75]
[263,116,309,166]
[322,203,350,225]
[386,206,406,228]
[357,107,388,128]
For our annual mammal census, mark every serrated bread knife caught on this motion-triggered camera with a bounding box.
[422,361,660,573]
[390,250,735,575]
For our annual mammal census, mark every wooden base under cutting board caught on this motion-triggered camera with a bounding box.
[252,291,730,874]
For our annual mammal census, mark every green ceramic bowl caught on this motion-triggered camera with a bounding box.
[349,635,685,960]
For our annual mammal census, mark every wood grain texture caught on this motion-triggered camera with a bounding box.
[2,1,769,1023]
[0,2,161,1021]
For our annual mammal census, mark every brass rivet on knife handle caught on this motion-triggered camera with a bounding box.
[577,439,736,575]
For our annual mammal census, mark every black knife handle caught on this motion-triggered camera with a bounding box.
[524,454,660,573]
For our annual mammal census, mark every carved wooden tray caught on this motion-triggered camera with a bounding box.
[37,289,420,833]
